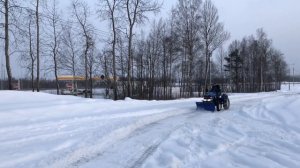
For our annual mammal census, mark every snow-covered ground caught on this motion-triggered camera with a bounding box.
[0,84,300,168]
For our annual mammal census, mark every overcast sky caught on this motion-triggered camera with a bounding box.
[162,0,300,74]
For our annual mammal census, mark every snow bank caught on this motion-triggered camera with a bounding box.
[0,84,300,168]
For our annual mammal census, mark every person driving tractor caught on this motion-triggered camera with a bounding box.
[210,84,221,97]
[210,84,221,111]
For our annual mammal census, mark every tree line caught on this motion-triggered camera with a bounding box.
[0,0,288,100]
[223,29,287,92]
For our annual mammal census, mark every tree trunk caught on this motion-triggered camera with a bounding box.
[72,51,76,91]
[54,54,59,95]
[36,0,40,92]
[111,11,117,100]
[29,20,35,92]
[53,46,59,95]
[53,25,59,95]
[127,27,133,97]
[89,66,93,98]
[4,0,13,90]
[84,42,88,98]
[120,42,126,98]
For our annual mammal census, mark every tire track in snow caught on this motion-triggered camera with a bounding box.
[44,108,194,168]
[202,93,300,167]
[126,114,198,168]
[78,112,198,168]
[128,141,163,168]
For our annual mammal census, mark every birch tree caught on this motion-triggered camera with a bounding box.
[200,0,229,91]
[124,0,160,97]
[0,0,22,89]
[20,10,36,92]
[98,0,122,100]
[46,0,61,94]
[72,0,94,98]
[173,0,202,97]
[60,22,80,89]
[35,0,41,91]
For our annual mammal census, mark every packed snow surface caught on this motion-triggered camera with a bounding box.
[0,84,300,168]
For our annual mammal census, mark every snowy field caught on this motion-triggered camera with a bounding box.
[0,84,300,168]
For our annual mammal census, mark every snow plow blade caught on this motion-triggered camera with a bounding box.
[196,102,215,112]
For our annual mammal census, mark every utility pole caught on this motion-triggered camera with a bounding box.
[292,64,295,86]
[209,55,211,86]
[289,67,290,91]
[288,64,295,90]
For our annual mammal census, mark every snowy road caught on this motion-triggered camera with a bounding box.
[0,85,300,168]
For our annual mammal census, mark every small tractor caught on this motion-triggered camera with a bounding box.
[196,85,230,112]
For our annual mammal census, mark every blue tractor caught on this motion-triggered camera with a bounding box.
[196,85,230,112]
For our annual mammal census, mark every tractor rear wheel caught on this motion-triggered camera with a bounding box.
[223,98,230,110]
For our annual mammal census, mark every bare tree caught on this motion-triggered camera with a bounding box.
[145,20,163,99]
[28,16,36,91]
[1,0,18,89]
[98,0,122,100]
[216,46,226,85]
[20,10,36,92]
[4,0,13,89]
[87,39,97,98]
[134,32,146,99]
[269,49,286,88]
[124,0,160,97]
[173,0,202,97]
[256,28,271,92]
[72,0,94,98]
[0,0,24,90]
[35,0,41,91]
[200,0,229,91]
[46,0,61,94]
[60,22,80,89]
[116,34,127,98]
